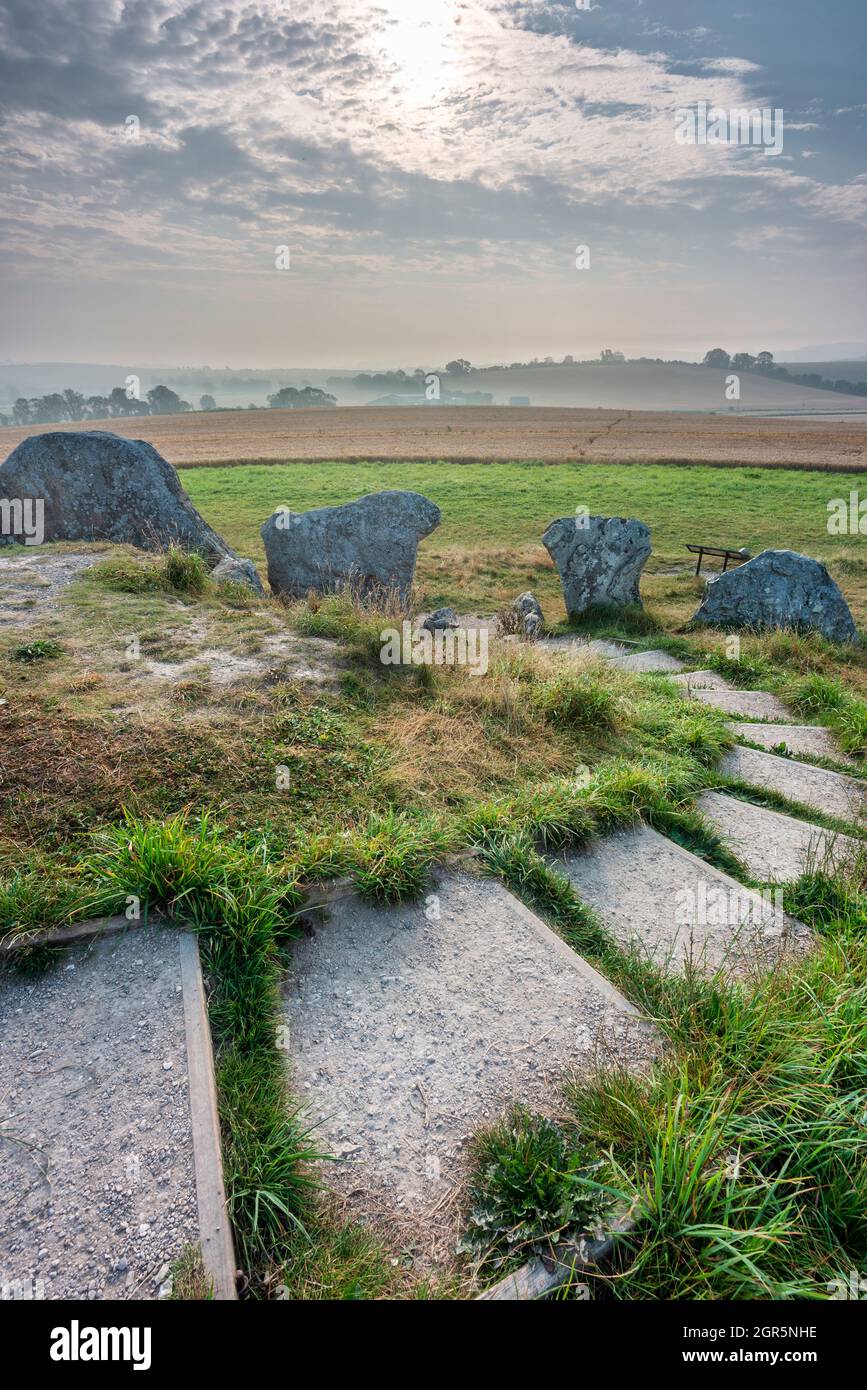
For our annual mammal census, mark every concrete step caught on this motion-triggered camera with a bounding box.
[699,790,862,883]
[675,671,794,721]
[550,824,811,978]
[537,637,686,673]
[537,636,633,659]
[732,722,854,766]
[673,669,732,691]
[690,689,795,721]
[721,744,866,821]
[284,869,658,1261]
[605,649,686,673]
[0,926,235,1301]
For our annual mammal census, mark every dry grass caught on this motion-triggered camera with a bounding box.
[372,645,611,805]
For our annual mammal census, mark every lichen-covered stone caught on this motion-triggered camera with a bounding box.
[211,555,265,595]
[692,549,856,643]
[0,431,232,561]
[542,515,651,617]
[261,490,440,603]
[513,591,543,636]
[422,607,459,631]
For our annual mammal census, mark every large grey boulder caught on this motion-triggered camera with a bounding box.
[261,490,441,603]
[212,555,265,595]
[692,549,857,643]
[542,515,651,617]
[0,431,232,561]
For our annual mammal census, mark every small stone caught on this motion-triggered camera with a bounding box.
[212,555,265,595]
[422,607,459,632]
[513,591,544,637]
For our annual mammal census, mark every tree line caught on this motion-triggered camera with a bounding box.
[702,349,867,397]
[2,382,337,426]
[1,384,196,427]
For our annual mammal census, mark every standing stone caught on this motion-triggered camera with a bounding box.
[211,555,265,595]
[0,431,233,561]
[261,490,441,603]
[542,515,651,617]
[692,549,857,642]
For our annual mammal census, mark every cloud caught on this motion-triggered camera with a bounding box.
[0,0,864,362]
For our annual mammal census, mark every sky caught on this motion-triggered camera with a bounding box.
[0,0,865,368]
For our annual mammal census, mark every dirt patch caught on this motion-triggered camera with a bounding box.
[130,633,339,694]
[0,926,199,1300]
[0,551,103,629]
[0,546,342,709]
[283,869,658,1269]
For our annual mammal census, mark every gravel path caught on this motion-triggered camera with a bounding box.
[0,927,199,1300]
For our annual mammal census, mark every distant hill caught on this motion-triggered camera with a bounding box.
[786,361,867,388]
[330,363,867,413]
[3,360,866,417]
[777,342,867,363]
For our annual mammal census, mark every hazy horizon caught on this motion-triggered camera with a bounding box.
[2,0,865,368]
[3,339,867,374]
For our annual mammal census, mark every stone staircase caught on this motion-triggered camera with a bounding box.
[525,637,862,963]
[536,633,864,832]
[283,634,863,1284]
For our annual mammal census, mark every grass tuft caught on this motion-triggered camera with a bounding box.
[88,545,209,598]
[348,809,456,902]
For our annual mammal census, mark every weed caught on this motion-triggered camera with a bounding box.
[460,1107,613,1274]
[9,639,63,663]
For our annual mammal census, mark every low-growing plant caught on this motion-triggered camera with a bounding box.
[460,1107,614,1274]
[789,671,847,714]
[78,810,303,932]
[783,673,867,758]
[0,867,79,942]
[9,638,63,663]
[89,545,208,598]
[162,545,208,596]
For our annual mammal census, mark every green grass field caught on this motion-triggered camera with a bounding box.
[183,460,867,618]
